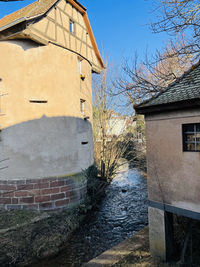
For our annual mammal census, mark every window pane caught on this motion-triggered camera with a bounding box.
[187,143,195,151]
[184,124,194,132]
[196,133,200,142]
[196,124,200,132]
[182,123,200,151]
[196,143,200,151]
[185,134,195,141]
[70,20,74,33]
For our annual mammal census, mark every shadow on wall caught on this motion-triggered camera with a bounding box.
[4,39,42,51]
[0,115,93,180]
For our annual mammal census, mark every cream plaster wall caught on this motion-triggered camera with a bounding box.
[0,40,92,128]
[0,40,94,179]
[145,109,200,213]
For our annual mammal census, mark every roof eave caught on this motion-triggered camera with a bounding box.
[134,61,200,114]
[72,0,86,12]
[135,99,200,115]
[0,17,26,32]
[0,0,105,70]
[82,13,105,70]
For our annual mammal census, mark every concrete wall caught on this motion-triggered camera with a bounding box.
[145,108,200,213]
[0,40,93,180]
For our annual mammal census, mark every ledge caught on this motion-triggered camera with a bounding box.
[84,227,149,266]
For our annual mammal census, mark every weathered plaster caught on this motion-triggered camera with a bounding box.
[0,40,93,180]
[0,116,93,179]
[145,108,200,213]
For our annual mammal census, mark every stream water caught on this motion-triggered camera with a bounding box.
[31,163,148,267]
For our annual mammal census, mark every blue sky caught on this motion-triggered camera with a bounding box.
[0,0,169,65]
[81,0,168,63]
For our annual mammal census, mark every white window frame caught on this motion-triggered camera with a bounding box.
[69,19,75,34]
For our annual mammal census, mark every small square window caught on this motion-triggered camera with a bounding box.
[80,99,85,114]
[69,19,75,34]
[182,123,200,152]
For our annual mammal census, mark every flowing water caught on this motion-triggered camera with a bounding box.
[31,163,148,266]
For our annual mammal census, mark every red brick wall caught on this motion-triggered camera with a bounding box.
[0,175,87,211]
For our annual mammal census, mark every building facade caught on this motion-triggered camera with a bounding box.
[0,0,104,210]
[135,62,200,261]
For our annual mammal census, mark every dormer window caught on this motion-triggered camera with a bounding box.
[69,19,75,34]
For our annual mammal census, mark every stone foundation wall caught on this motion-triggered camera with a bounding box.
[0,173,87,211]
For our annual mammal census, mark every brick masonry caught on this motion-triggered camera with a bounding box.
[0,173,87,211]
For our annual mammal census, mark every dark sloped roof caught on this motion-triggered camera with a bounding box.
[135,61,200,113]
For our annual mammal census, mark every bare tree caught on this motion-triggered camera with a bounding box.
[115,36,193,105]
[93,67,137,181]
[151,0,200,59]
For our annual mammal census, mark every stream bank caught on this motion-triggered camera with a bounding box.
[0,166,104,267]
[0,205,87,266]
[30,163,148,266]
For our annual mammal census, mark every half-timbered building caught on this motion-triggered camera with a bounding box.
[0,0,104,211]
